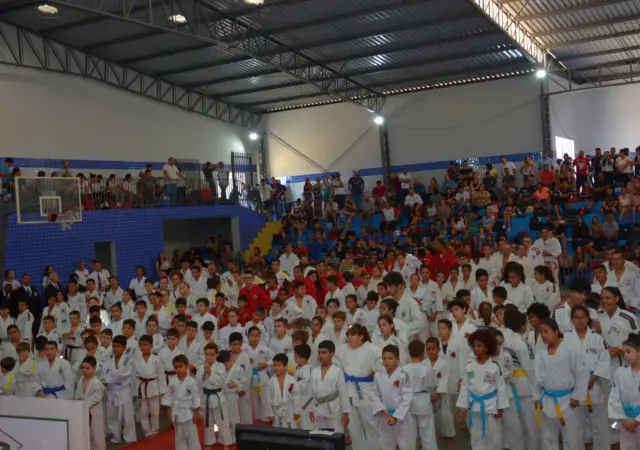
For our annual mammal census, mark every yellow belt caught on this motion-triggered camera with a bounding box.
[512,369,526,377]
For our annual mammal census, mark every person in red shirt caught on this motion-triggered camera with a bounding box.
[537,163,555,189]
[371,180,388,202]
[236,295,251,326]
[307,270,326,306]
[424,239,457,280]
[239,269,270,317]
[210,292,229,329]
[572,150,591,194]
[288,265,317,298]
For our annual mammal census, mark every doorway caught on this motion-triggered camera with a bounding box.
[555,136,575,160]
[94,241,116,274]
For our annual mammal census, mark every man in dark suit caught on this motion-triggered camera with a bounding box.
[44,272,64,302]
[12,273,42,337]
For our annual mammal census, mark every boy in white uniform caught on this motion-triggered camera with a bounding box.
[292,343,313,430]
[371,344,416,450]
[180,321,204,376]
[162,354,202,450]
[15,342,41,398]
[75,356,106,450]
[425,337,453,450]
[0,357,16,395]
[192,298,217,343]
[159,329,184,384]
[308,340,350,432]
[196,343,233,450]
[435,322,459,447]
[227,332,252,428]
[134,335,166,437]
[100,335,136,444]
[62,311,84,364]
[219,309,245,350]
[265,353,300,428]
[131,301,150,339]
[218,347,247,442]
[405,340,437,450]
[16,299,34,344]
[67,281,87,322]
[36,341,74,399]
[268,317,293,356]
[243,326,274,422]
[37,315,62,346]
[148,292,173,337]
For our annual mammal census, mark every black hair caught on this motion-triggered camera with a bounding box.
[317,340,335,353]
[82,356,97,367]
[467,329,498,356]
[139,335,153,345]
[0,357,16,371]
[504,310,527,332]
[492,286,507,299]
[273,353,288,366]
[569,277,591,294]
[382,344,400,358]
[112,335,127,347]
[526,302,551,320]
[217,350,231,364]
[437,318,453,329]
[425,337,440,348]
[294,344,312,360]
[408,339,425,358]
[380,298,399,314]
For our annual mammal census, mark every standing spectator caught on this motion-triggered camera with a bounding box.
[332,173,346,209]
[538,151,555,171]
[591,148,603,181]
[458,161,474,184]
[162,157,184,205]
[602,149,615,184]
[0,158,13,194]
[257,179,273,217]
[500,156,516,175]
[388,171,401,199]
[216,161,230,200]
[572,150,590,194]
[398,168,412,197]
[61,160,73,178]
[203,162,216,197]
[616,148,633,184]
[271,177,287,218]
[372,180,387,203]
[519,156,536,183]
[348,170,365,210]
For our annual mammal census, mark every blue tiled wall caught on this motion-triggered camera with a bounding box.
[4,205,266,282]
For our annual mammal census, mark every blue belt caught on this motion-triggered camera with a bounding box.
[511,385,521,412]
[468,390,497,438]
[42,385,65,398]
[387,408,395,416]
[623,403,640,419]
[344,374,374,399]
[539,387,574,405]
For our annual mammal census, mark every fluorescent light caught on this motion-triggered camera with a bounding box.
[374,115,384,125]
[243,0,264,4]
[536,68,547,79]
[168,14,187,23]
[249,132,259,141]
[38,4,58,14]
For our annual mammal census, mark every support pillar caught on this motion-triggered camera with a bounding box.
[540,83,552,156]
[379,122,391,186]
[258,134,269,181]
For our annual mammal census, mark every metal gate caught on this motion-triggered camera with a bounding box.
[230,152,255,208]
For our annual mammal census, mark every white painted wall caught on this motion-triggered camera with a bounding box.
[266,75,543,178]
[549,80,640,154]
[0,65,256,162]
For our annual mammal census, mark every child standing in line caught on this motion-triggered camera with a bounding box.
[308,340,350,432]
[196,343,233,450]
[62,311,84,364]
[0,357,16,395]
[265,353,300,428]
[218,349,243,442]
[609,332,640,449]
[158,328,184,384]
[227,332,251,427]
[100,335,136,445]
[162,354,202,450]
[371,344,415,450]
[219,309,245,351]
[245,307,269,347]
[243,326,274,422]
[405,340,437,450]
[134,335,166,437]
[180,321,204,375]
[269,318,293,356]
[15,342,40,398]
[75,356,106,450]
[38,315,61,346]
[456,330,509,450]
[16,299,34,344]
[425,337,453,450]
[36,341,74,399]
[100,329,113,359]
[293,343,313,430]
[146,317,165,355]
[132,301,150,339]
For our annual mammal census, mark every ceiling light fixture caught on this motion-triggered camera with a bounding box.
[168,14,187,23]
[536,68,547,79]
[374,115,385,125]
[249,132,259,141]
[38,4,58,14]
[243,0,265,4]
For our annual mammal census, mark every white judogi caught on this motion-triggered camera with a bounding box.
[104,288,123,312]
[470,285,494,314]
[131,313,150,339]
[371,367,416,450]
[404,361,437,450]
[564,329,611,450]
[335,342,383,450]
[429,356,455,437]
[456,359,509,450]
[133,353,166,436]
[179,336,204,368]
[71,348,108,382]
[224,353,250,439]
[219,324,245,350]
[67,293,88,322]
[525,329,546,358]
[371,332,408,366]
[502,328,539,450]
[531,280,560,311]
[242,343,274,421]
[158,346,184,383]
[598,307,639,370]
[101,350,136,444]
[395,292,425,339]
[15,357,40,398]
[264,374,299,428]
[502,281,534,313]
[553,302,598,333]
[0,315,16,344]
[360,306,380,335]
[609,365,640,450]
[308,364,351,432]
[606,269,640,310]
[61,325,84,365]
[244,321,269,347]
[161,376,202,450]
[288,295,316,320]
[293,363,313,430]
[16,310,34,344]
[75,376,106,450]
[268,334,292,356]
[325,289,346,311]
[534,339,589,450]
[149,306,173,337]
[107,319,123,337]
[196,361,233,446]
[346,308,369,326]
[36,357,74,399]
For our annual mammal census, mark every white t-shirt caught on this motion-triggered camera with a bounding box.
[332,179,346,195]
[404,193,423,207]
[162,164,179,181]
[399,173,412,189]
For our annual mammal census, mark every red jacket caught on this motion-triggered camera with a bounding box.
[210,307,229,329]
[424,252,457,280]
[288,277,317,300]
[240,284,271,316]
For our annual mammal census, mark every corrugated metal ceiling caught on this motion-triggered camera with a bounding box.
[10,0,637,112]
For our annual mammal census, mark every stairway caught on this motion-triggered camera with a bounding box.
[244,221,282,263]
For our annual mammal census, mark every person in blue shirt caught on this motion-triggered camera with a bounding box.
[348,170,365,210]
[0,158,13,190]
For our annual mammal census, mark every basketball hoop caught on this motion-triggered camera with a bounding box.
[48,211,80,231]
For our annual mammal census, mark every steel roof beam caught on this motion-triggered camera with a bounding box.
[240,60,531,108]
[0,20,261,127]
[560,45,640,61]
[118,11,479,66]
[546,29,640,49]
[519,0,631,21]
[177,13,482,86]
[533,13,640,37]
[219,45,516,98]
[44,0,387,112]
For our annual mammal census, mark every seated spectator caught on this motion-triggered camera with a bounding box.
[481,213,495,233]
[428,177,440,202]
[324,198,338,226]
[450,211,467,236]
[381,201,398,232]
[425,201,437,222]
[459,160,474,184]
[404,186,423,209]
[413,177,427,200]
[519,156,536,183]
[441,173,457,192]
[537,163,554,188]
[360,194,376,226]
[471,184,491,209]
[436,198,451,224]
[399,168,412,197]
[600,188,618,216]
[534,184,551,211]
[517,178,535,211]
[454,186,471,213]
[552,180,572,216]
[371,180,387,203]
[619,188,632,221]
[632,187,640,223]
[603,213,619,245]
[502,168,517,195]
[502,196,517,232]
[343,197,357,227]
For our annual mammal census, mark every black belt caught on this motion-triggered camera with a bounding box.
[64,345,81,361]
[137,377,157,399]
[164,370,176,384]
[203,387,224,426]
